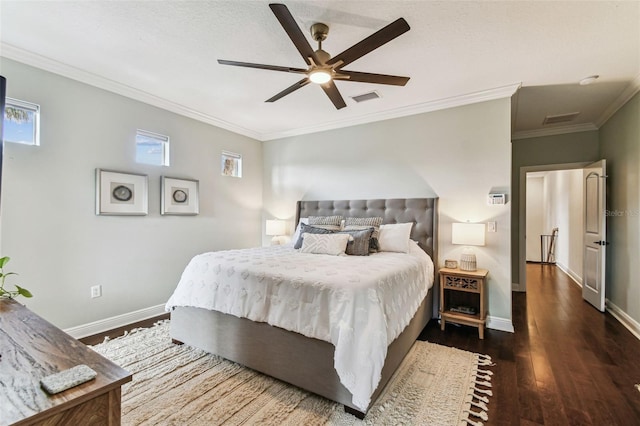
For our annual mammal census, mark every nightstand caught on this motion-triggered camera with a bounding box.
[439,267,489,339]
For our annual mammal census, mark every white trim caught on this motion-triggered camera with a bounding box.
[63,304,166,339]
[555,261,583,287]
[595,74,640,128]
[606,299,640,341]
[1,44,519,142]
[1,43,263,141]
[512,123,598,140]
[512,73,640,140]
[486,315,514,333]
[260,83,522,141]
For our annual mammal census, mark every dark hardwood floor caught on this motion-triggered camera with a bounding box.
[79,313,169,346]
[420,263,640,425]
[80,264,640,424]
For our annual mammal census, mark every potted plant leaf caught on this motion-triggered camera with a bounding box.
[0,256,32,299]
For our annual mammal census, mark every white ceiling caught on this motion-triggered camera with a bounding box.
[1,1,639,141]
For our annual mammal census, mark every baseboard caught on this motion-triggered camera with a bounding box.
[556,262,583,287]
[486,315,515,333]
[64,303,166,339]
[606,300,640,341]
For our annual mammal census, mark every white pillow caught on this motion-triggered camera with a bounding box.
[300,233,350,256]
[289,218,309,246]
[378,222,414,253]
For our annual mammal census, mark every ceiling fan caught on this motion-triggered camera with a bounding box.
[218,3,411,110]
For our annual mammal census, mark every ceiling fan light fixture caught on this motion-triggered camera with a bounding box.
[309,69,332,84]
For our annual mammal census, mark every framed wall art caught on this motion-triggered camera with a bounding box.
[161,176,199,215]
[221,151,242,178]
[96,169,148,215]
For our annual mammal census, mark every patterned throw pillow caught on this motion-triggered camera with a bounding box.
[308,215,343,231]
[299,233,350,256]
[294,222,335,249]
[338,227,375,256]
[344,217,383,252]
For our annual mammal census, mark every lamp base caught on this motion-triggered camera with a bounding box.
[270,236,289,246]
[459,253,477,271]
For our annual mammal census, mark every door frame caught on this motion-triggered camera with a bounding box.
[517,161,591,292]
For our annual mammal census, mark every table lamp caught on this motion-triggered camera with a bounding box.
[452,222,485,271]
[266,219,287,245]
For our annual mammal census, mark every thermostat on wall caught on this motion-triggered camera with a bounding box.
[487,193,506,205]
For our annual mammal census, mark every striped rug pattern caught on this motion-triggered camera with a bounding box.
[91,321,493,425]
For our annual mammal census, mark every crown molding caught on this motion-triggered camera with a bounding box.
[511,122,599,141]
[595,73,640,128]
[260,83,522,141]
[2,44,520,142]
[0,43,262,140]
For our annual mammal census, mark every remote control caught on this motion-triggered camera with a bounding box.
[40,364,97,394]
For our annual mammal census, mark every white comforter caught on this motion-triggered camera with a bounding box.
[165,241,434,411]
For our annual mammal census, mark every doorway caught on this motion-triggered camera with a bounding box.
[518,162,591,292]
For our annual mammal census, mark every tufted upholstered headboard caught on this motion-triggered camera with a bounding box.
[295,198,438,263]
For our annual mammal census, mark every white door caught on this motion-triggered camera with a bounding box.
[582,160,607,311]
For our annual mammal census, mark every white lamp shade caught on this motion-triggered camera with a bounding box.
[452,223,485,246]
[266,219,286,236]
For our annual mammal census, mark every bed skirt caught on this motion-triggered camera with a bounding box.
[170,288,433,415]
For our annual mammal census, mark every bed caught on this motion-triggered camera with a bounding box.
[167,198,439,417]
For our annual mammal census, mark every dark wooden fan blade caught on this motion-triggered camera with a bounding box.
[337,70,410,86]
[327,18,410,69]
[321,81,347,109]
[269,3,319,66]
[218,60,307,74]
[266,78,310,103]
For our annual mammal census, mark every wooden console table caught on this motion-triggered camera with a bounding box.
[0,299,131,425]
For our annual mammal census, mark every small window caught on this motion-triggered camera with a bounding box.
[136,129,170,166]
[221,151,242,178]
[3,98,40,146]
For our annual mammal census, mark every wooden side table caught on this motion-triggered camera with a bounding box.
[0,299,131,426]
[439,267,489,339]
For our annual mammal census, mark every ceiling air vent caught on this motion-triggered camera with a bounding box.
[351,91,381,103]
[542,112,580,125]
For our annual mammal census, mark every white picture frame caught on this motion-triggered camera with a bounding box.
[221,151,242,178]
[96,169,148,215]
[161,176,199,215]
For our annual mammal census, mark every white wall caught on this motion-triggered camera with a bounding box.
[541,169,583,282]
[567,170,584,280]
[0,59,263,329]
[262,99,513,329]
[525,175,544,261]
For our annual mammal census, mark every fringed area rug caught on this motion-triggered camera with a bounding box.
[91,321,493,425]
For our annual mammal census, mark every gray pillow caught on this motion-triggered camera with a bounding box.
[344,217,383,252]
[338,227,375,256]
[294,222,336,249]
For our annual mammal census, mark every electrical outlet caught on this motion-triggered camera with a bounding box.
[90,285,102,298]
[487,221,497,232]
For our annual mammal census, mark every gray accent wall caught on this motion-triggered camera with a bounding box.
[600,93,640,325]
[511,131,600,288]
[0,59,263,329]
[262,99,513,328]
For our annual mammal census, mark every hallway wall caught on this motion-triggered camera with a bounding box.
[542,169,583,283]
[600,92,640,329]
[525,175,544,262]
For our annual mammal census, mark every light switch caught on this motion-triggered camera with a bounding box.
[487,221,496,232]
